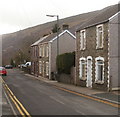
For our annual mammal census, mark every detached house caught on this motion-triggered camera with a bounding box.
[31,29,76,79]
[75,4,120,91]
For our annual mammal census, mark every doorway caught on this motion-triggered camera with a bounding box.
[86,56,92,87]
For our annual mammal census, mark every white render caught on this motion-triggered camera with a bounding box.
[50,31,75,74]
[109,12,120,90]
[86,56,92,87]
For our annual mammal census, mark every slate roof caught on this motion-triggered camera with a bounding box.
[76,4,119,31]
[40,32,57,43]
[31,30,76,46]
[31,35,49,46]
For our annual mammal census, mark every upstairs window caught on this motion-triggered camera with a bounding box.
[34,46,37,57]
[42,45,45,57]
[39,46,42,57]
[96,25,104,49]
[41,45,43,57]
[80,30,86,50]
[46,45,49,57]
[32,47,35,57]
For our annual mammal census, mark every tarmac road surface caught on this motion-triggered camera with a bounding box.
[3,69,119,116]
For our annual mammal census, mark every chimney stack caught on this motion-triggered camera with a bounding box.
[62,23,69,30]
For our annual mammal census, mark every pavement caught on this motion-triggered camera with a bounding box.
[0,76,13,116]
[25,74,120,105]
[2,88,14,116]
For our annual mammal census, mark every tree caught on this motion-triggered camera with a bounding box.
[52,24,60,33]
[10,58,15,67]
[14,49,30,66]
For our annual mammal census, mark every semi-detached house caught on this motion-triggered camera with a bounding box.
[75,4,120,91]
[31,29,76,80]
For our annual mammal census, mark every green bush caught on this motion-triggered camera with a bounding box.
[56,52,75,74]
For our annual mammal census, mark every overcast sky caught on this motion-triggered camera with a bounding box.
[0,0,119,35]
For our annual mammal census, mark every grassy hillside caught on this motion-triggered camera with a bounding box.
[2,10,100,65]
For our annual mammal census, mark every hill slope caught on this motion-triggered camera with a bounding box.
[2,10,101,65]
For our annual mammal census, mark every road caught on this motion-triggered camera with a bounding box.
[3,69,118,116]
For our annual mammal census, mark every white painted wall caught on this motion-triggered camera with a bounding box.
[51,31,75,73]
[109,12,120,90]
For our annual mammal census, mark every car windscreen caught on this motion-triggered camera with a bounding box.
[0,67,4,70]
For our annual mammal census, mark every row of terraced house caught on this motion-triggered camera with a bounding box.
[31,4,120,91]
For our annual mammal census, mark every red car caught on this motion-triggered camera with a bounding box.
[0,67,7,76]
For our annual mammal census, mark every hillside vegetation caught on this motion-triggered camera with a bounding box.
[2,10,101,65]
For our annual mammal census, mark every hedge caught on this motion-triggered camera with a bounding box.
[56,52,75,74]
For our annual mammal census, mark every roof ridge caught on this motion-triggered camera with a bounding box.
[76,4,118,31]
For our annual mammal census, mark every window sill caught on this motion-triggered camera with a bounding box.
[96,47,103,50]
[80,48,86,51]
[95,80,104,84]
[80,78,86,81]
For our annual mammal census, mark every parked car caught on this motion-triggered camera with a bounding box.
[24,62,31,67]
[18,62,31,69]
[5,65,13,69]
[18,64,25,68]
[0,67,7,76]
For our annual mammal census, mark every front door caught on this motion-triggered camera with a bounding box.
[86,57,92,87]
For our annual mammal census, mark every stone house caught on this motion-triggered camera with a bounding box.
[31,30,76,79]
[75,4,119,91]
[31,36,48,76]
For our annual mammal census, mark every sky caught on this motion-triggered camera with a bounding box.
[0,0,119,35]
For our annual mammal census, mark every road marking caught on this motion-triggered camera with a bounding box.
[3,89,17,115]
[6,90,25,116]
[53,85,120,108]
[5,84,31,116]
[75,109,87,116]
[24,74,120,108]
[2,78,31,117]
[50,96,65,105]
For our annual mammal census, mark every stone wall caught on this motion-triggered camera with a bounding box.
[57,67,75,84]
[75,22,109,91]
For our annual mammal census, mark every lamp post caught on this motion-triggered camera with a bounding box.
[46,15,59,56]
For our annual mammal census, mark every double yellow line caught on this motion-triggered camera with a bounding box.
[2,79,31,117]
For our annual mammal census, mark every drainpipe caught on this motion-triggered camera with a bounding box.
[49,42,52,80]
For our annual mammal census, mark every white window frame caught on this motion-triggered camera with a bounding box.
[46,62,49,76]
[79,57,86,80]
[34,46,36,57]
[39,45,42,57]
[95,57,104,84]
[40,45,43,57]
[80,30,86,50]
[39,61,42,74]
[46,45,49,57]
[86,56,93,87]
[96,24,104,49]
[42,45,45,57]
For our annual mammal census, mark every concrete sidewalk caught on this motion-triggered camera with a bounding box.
[2,89,14,116]
[26,74,120,105]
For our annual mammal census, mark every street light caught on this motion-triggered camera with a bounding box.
[46,15,59,56]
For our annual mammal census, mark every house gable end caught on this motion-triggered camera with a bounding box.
[49,30,76,43]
